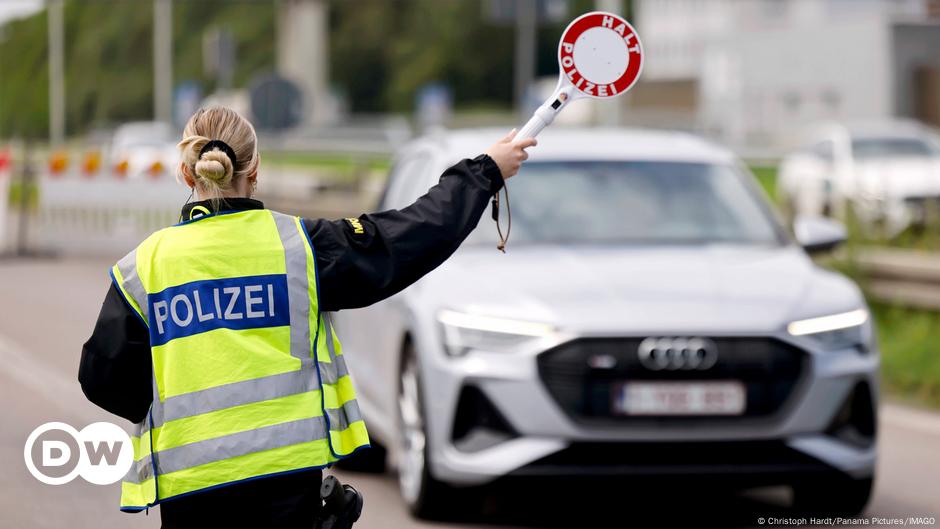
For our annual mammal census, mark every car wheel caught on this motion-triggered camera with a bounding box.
[331,442,387,473]
[397,342,455,519]
[791,475,873,516]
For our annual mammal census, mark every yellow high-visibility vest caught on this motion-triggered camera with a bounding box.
[110,209,369,511]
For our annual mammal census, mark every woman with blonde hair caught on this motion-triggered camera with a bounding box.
[79,106,535,528]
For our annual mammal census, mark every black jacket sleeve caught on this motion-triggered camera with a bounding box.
[305,154,504,311]
[79,284,153,423]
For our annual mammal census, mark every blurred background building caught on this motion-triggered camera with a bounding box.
[631,0,940,153]
[2,0,940,156]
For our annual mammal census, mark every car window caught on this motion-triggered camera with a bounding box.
[381,151,433,210]
[466,161,785,246]
[851,137,940,159]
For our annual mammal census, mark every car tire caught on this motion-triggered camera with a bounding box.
[791,475,873,516]
[396,342,459,519]
[332,442,387,473]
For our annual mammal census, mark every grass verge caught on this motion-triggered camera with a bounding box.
[748,164,778,202]
[871,303,940,408]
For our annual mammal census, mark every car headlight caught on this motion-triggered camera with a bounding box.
[437,310,556,356]
[787,309,869,350]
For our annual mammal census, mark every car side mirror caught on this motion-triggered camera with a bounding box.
[793,215,846,254]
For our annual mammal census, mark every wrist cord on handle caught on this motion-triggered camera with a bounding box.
[496,92,566,252]
[491,184,511,253]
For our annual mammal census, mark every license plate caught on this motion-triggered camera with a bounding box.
[613,381,746,416]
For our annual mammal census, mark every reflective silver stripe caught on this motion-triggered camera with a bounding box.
[326,400,363,432]
[116,250,149,324]
[126,416,330,484]
[142,362,350,434]
[147,367,164,432]
[319,314,363,435]
[140,369,355,438]
[319,312,349,382]
[323,312,337,360]
[124,463,139,483]
[142,370,320,433]
[128,401,362,483]
[318,355,349,385]
[124,421,148,483]
[271,211,313,365]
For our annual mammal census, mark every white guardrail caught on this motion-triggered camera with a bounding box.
[31,170,188,256]
[3,166,370,257]
[855,248,940,312]
[0,126,401,256]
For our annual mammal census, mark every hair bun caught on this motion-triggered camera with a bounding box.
[194,148,233,187]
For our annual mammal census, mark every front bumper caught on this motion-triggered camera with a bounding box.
[418,331,878,486]
[509,440,841,482]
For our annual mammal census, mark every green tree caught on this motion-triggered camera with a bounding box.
[0,0,275,139]
[0,0,601,138]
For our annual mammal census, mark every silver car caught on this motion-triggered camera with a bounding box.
[333,128,878,518]
[778,120,940,236]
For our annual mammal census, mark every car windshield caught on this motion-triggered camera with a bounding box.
[851,137,940,159]
[467,161,784,246]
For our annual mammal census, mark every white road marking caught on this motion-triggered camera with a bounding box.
[0,332,99,423]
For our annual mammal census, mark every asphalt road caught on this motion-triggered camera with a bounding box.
[1,256,938,528]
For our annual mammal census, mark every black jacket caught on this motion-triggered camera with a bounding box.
[78,155,502,528]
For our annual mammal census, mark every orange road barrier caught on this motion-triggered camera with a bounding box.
[114,159,129,179]
[81,151,102,177]
[48,151,69,177]
[148,160,165,178]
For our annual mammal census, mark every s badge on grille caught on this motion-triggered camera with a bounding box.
[587,353,618,369]
[637,337,718,371]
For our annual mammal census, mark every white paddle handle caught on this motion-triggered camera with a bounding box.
[517,90,570,139]
[517,106,553,139]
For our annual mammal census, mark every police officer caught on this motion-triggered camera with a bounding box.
[78,106,535,528]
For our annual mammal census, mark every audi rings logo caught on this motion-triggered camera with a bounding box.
[637,337,718,371]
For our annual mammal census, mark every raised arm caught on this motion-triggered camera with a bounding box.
[309,130,536,311]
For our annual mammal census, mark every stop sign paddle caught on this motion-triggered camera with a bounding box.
[517,11,644,139]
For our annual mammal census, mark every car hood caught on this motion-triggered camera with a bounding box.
[854,158,940,198]
[411,244,864,335]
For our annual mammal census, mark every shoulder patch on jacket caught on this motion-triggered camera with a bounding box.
[345,217,365,235]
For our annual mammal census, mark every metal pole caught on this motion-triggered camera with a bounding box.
[596,0,623,126]
[47,0,65,146]
[154,0,173,123]
[514,0,537,116]
[277,0,330,125]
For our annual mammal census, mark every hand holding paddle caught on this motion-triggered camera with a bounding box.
[485,129,538,179]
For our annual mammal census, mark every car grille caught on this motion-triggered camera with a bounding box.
[536,337,807,425]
